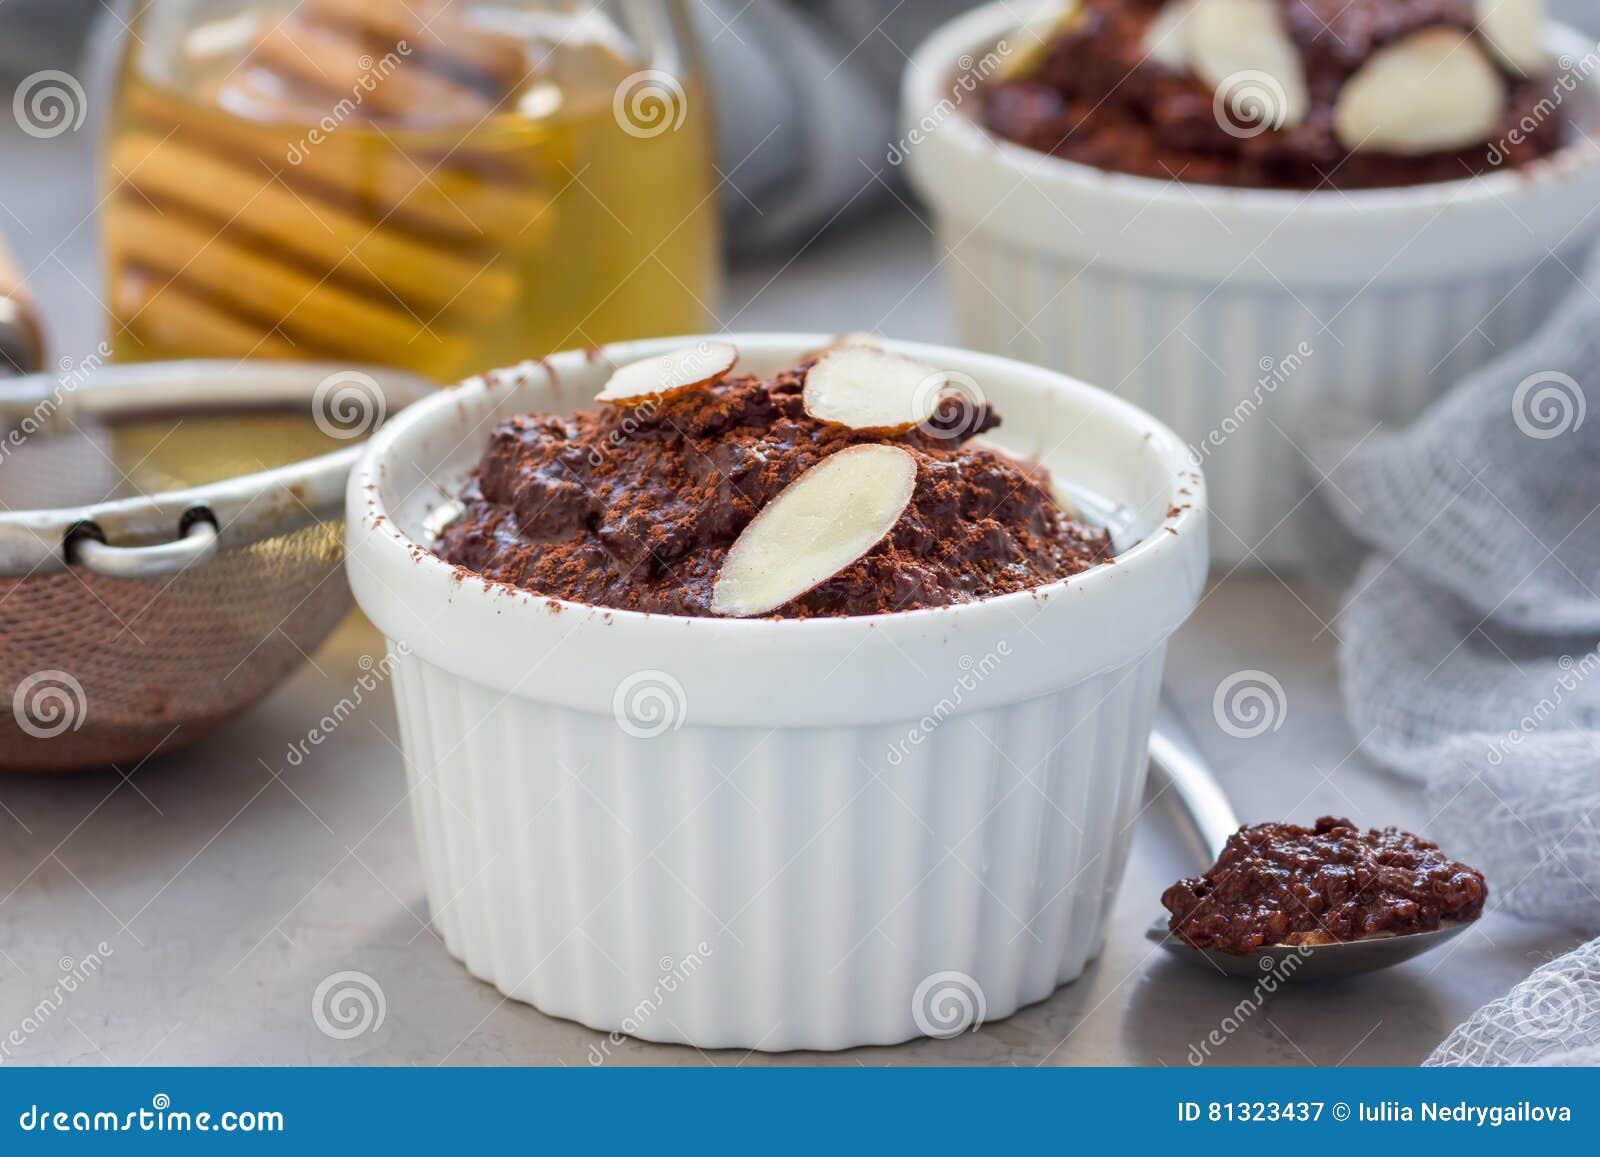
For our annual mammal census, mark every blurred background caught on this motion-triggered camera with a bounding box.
[6,0,1597,374]
[2,0,1597,1068]
[0,0,969,374]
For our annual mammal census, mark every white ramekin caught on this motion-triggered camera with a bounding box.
[904,2,1600,568]
[346,334,1207,1051]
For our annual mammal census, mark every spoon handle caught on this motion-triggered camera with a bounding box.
[1149,695,1241,863]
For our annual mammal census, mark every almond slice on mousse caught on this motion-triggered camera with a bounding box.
[1333,27,1506,155]
[802,345,950,432]
[1143,0,1200,71]
[711,444,918,618]
[1477,0,1547,77]
[993,2,1084,83]
[800,331,885,361]
[595,341,739,405]
[1187,0,1310,128]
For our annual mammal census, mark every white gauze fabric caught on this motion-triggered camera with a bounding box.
[1323,260,1600,1064]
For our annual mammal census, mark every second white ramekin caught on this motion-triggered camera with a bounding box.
[904,2,1600,568]
[346,334,1207,1051]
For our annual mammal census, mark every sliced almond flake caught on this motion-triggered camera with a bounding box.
[1188,0,1310,128]
[1477,0,1546,76]
[802,331,885,361]
[832,331,885,349]
[1333,28,1506,155]
[711,444,917,618]
[595,340,738,404]
[993,2,1083,82]
[802,345,948,432]
[1143,0,1200,71]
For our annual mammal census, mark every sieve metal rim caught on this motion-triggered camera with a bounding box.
[0,359,436,579]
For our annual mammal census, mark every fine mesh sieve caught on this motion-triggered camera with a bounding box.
[0,360,433,772]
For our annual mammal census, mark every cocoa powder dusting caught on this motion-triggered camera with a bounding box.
[434,358,1114,617]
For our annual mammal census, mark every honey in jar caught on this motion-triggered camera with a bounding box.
[102,0,720,382]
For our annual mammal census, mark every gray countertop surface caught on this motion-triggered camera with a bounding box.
[0,120,1584,1068]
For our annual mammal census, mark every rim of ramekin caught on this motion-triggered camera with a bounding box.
[348,332,1205,624]
[903,0,1600,219]
[347,335,1209,725]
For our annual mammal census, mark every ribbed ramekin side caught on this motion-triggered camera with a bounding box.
[386,647,1168,1051]
[941,225,1577,567]
[390,656,461,954]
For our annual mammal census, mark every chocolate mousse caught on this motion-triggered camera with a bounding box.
[1162,816,1487,952]
[434,342,1114,618]
[982,0,1567,190]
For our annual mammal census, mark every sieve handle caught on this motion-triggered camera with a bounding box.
[70,515,219,579]
[0,361,437,578]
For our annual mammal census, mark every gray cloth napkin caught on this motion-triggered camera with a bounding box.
[695,0,974,253]
[1322,255,1600,1063]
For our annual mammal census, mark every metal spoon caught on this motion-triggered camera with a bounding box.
[1144,696,1471,981]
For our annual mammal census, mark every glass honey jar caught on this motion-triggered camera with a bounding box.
[101,0,720,382]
